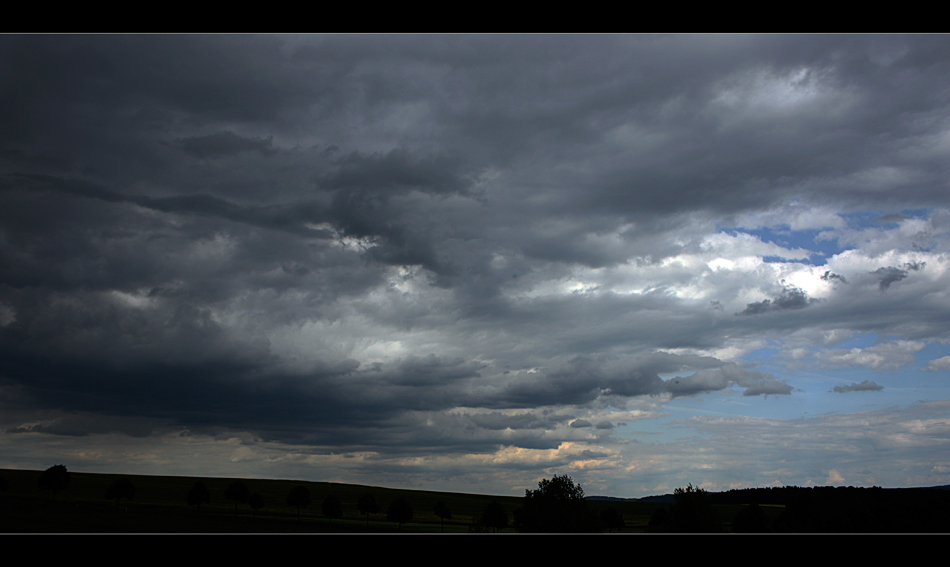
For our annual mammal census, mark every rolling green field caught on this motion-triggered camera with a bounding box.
[1,468,683,533]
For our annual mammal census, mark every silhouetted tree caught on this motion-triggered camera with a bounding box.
[648,484,723,532]
[225,481,250,515]
[0,474,7,492]
[358,493,379,528]
[249,492,265,514]
[535,475,586,500]
[387,497,413,529]
[322,495,343,521]
[433,500,452,532]
[104,477,135,507]
[287,485,311,521]
[514,475,598,532]
[600,506,625,532]
[480,500,508,533]
[38,465,70,501]
[187,481,211,513]
[672,484,723,532]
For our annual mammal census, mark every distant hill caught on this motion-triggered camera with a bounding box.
[591,484,950,504]
[588,494,676,503]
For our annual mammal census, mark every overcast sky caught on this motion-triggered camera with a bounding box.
[2,35,950,498]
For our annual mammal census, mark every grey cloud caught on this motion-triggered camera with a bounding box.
[833,380,884,393]
[664,371,729,397]
[499,352,730,407]
[177,131,277,159]
[874,213,910,223]
[741,284,817,315]
[338,409,584,455]
[497,355,669,408]
[0,286,409,441]
[664,365,791,398]
[500,371,604,408]
[874,261,925,291]
[389,354,485,386]
[7,413,156,438]
[816,340,925,370]
[577,449,609,459]
[467,412,550,431]
[6,35,320,121]
[924,356,950,372]
[570,419,592,428]
[742,380,793,397]
[319,148,478,196]
[821,271,848,284]
[6,173,336,240]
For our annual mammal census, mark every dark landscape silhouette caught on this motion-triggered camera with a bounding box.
[2,465,949,533]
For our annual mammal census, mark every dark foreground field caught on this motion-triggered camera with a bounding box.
[0,468,666,533]
[4,468,948,533]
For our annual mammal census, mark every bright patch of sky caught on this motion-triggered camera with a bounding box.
[715,332,950,422]
[727,208,937,266]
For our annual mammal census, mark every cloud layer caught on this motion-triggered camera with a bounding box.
[2,35,950,496]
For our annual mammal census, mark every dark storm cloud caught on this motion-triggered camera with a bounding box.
[176,131,277,159]
[386,354,484,386]
[0,292,286,428]
[489,35,950,218]
[318,148,477,196]
[4,35,949,214]
[496,355,668,408]
[0,349,484,445]
[3,173,337,241]
[323,191,453,276]
[833,380,884,393]
[0,35,318,123]
[0,308,485,444]
[874,261,925,291]
[8,413,155,438]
